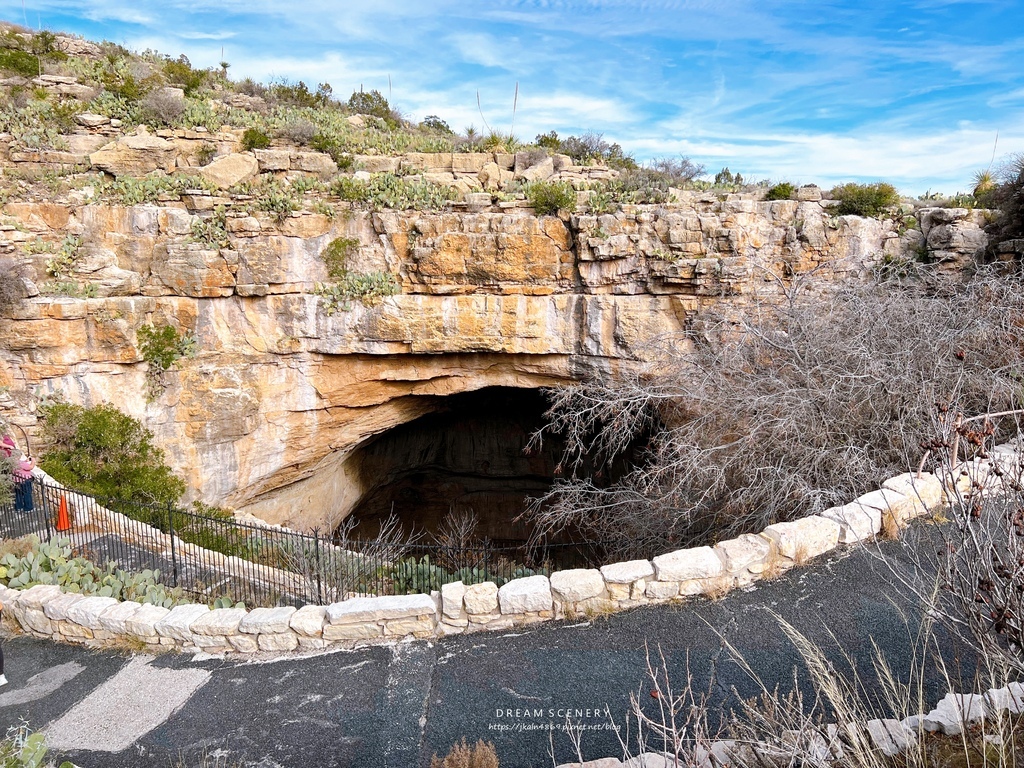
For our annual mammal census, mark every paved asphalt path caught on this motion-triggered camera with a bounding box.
[0,534,974,768]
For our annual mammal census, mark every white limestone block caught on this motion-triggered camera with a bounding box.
[191,608,247,636]
[239,606,297,634]
[289,605,327,636]
[441,581,467,619]
[549,569,605,602]
[65,596,119,630]
[97,600,143,634]
[645,581,680,600]
[652,546,723,582]
[463,582,499,615]
[42,592,87,621]
[258,631,299,651]
[326,594,436,625]
[761,516,842,560]
[600,560,654,584]
[155,604,210,641]
[15,584,63,611]
[498,575,553,614]
[715,534,771,572]
[820,502,882,543]
[228,634,259,653]
[124,603,170,638]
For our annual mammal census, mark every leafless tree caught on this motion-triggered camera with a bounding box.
[527,268,1024,561]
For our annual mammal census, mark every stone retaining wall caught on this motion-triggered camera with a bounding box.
[1,442,1017,655]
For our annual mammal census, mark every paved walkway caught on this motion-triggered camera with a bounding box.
[0,535,971,768]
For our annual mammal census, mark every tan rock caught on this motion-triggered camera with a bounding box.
[463,582,499,615]
[198,153,258,189]
[90,129,180,176]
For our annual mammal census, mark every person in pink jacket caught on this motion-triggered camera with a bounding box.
[12,450,35,512]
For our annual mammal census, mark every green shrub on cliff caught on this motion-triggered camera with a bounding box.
[830,182,900,217]
[765,182,796,201]
[525,180,577,215]
[39,401,186,510]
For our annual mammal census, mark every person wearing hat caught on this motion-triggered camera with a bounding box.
[12,450,34,513]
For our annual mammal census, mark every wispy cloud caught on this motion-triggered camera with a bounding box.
[2,0,1021,193]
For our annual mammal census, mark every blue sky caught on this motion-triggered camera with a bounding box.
[3,0,1023,194]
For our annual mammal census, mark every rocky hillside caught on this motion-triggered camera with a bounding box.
[0,24,1004,532]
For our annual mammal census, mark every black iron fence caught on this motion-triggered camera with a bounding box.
[0,478,604,608]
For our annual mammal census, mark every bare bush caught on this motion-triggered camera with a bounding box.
[888,412,1024,678]
[527,269,1024,560]
[141,87,185,125]
[278,119,316,146]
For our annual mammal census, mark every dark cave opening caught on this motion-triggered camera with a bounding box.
[340,387,640,549]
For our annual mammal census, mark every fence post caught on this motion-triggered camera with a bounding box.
[167,501,179,587]
[313,528,324,605]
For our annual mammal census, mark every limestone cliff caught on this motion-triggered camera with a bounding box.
[0,182,991,531]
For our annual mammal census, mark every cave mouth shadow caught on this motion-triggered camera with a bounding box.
[339,387,640,564]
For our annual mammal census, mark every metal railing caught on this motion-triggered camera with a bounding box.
[0,478,604,608]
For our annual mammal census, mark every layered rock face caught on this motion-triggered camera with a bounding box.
[0,188,990,530]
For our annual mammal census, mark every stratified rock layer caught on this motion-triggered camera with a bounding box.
[0,191,989,529]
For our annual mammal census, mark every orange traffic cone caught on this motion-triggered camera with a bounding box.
[55,494,71,532]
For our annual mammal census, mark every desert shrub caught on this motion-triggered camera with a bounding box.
[97,173,216,204]
[241,126,271,151]
[0,46,38,78]
[525,180,577,215]
[313,272,399,313]
[714,167,743,186]
[347,88,400,127]
[648,156,705,184]
[270,79,333,109]
[319,236,359,279]
[0,255,25,314]
[550,130,638,170]
[765,182,796,201]
[308,133,353,169]
[830,181,901,217]
[161,54,207,95]
[189,206,229,248]
[528,269,1024,560]
[0,721,73,768]
[278,119,316,145]
[137,323,195,372]
[429,738,499,768]
[987,153,1024,250]
[140,87,185,125]
[421,115,453,134]
[39,401,186,509]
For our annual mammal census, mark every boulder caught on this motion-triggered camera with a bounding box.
[75,112,111,128]
[198,152,258,190]
[89,128,180,177]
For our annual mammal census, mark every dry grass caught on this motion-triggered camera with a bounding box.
[430,738,499,768]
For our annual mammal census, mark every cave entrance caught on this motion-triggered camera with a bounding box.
[342,387,576,547]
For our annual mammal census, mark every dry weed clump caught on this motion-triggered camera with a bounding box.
[429,738,499,768]
[528,269,1024,561]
